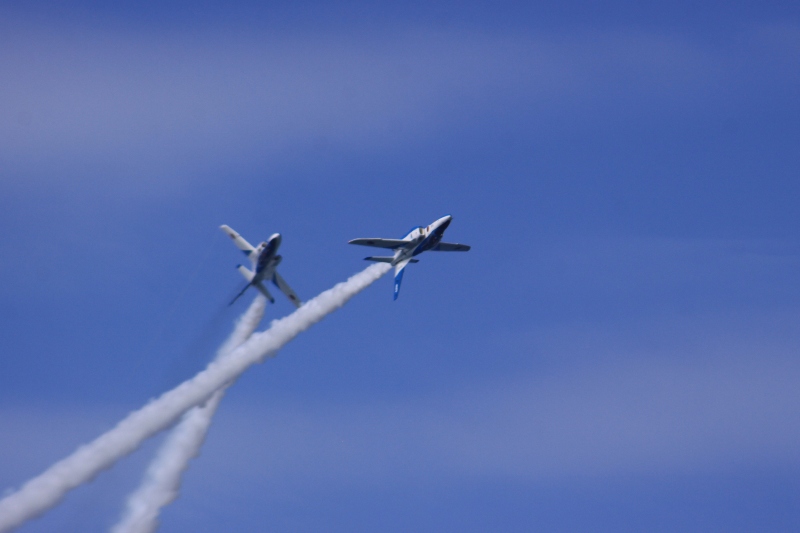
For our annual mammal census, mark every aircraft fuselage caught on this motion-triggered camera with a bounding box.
[348,214,469,300]
[392,214,452,265]
[221,225,302,307]
[253,233,282,279]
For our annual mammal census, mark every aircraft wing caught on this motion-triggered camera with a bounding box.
[272,271,302,308]
[348,238,408,249]
[431,242,471,252]
[220,225,256,256]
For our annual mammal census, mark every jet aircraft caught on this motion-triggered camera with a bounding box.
[349,215,470,299]
[220,225,302,307]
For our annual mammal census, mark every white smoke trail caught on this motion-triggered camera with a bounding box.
[110,295,266,533]
[112,392,224,533]
[0,263,389,532]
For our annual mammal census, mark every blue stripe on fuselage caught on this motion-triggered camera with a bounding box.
[412,227,445,256]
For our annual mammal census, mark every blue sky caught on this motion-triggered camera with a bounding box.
[1,1,799,531]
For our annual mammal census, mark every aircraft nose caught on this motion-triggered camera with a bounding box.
[270,233,282,245]
[439,215,452,229]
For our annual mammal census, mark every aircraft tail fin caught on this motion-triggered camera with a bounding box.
[229,283,252,306]
[229,265,276,306]
[393,268,404,300]
[393,259,412,300]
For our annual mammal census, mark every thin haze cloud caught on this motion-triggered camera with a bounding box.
[191,335,800,492]
[2,22,782,194]
[0,7,798,531]
[0,263,389,532]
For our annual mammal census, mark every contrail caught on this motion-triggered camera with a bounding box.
[111,296,266,533]
[0,263,389,532]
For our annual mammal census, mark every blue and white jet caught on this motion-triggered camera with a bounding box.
[349,215,470,300]
[221,225,302,307]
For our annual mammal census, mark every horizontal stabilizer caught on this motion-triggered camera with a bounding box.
[363,256,419,264]
[349,238,408,249]
[237,265,255,282]
[431,242,470,252]
[254,282,275,304]
[364,256,394,263]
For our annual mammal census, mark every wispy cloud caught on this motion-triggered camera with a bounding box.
[2,309,797,523]
[2,18,775,196]
[183,317,800,491]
